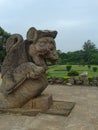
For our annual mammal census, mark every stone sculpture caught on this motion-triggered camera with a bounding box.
[0,27,58,108]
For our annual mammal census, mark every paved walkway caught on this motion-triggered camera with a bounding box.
[0,84,98,130]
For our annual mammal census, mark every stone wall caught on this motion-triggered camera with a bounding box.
[48,76,98,86]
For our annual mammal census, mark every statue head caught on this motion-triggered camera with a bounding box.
[26,27,58,66]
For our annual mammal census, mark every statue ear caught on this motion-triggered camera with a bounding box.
[52,31,57,39]
[26,27,38,42]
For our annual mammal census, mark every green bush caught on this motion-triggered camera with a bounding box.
[62,76,70,80]
[92,67,97,72]
[88,65,91,69]
[67,70,79,76]
[62,76,70,84]
[66,65,72,71]
[88,76,93,82]
[46,71,51,79]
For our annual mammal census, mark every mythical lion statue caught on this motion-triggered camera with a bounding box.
[0,27,58,108]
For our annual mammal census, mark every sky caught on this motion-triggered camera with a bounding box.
[0,0,98,52]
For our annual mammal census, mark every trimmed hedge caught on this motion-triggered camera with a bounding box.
[67,70,79,76]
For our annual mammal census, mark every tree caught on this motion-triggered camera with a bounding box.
[51,40,98,65]
[89,51,98,64]
[83,40,96,52]
[57,50,68,64]
[0,27,10,65]
[83,40,97,64]
[66,50,84,65]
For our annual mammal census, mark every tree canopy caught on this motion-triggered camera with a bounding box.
[0,27,98,66]
[0,27,10,65]
[57,40,98,65]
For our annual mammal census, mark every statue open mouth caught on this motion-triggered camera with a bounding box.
[50,59,58,64]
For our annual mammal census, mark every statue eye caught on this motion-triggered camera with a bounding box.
[39,41,45,46]
[50,47,54,51]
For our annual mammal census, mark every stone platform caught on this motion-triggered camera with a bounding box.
[0,94,75,117]
[0,84,98,130]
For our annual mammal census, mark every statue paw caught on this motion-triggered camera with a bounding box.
[29,66,44,79]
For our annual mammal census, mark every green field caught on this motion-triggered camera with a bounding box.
[46,65,98,78]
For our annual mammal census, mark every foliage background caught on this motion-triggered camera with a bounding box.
[0,27,10,66]
[0,27,98,67]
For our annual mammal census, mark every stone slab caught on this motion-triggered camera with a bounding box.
[0,100,75,117]
[43,100,75,116]
[0,108,39,116]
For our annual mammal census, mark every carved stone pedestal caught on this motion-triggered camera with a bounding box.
[32,94,53,110]
[0,97,75,117]
[23,94,53,110]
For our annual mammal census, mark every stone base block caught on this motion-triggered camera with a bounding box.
[22,94,53,110]
[22,99,34,109]
[32,94,53,110]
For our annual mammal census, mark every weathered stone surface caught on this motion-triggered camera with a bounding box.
[80,76,89,86]
[0,100,75,117]
[32,94,53,110]
[55,77,64,84]
[7,77,48,108]
[66,83,72,86]
[0,108,39,116]
[0,27,58,108]
[22,94,53,110]
[68,78,75,85]
[22,99,34,109]
[48,77,56,84]
[44,100,75,116]
[0,84,98,129]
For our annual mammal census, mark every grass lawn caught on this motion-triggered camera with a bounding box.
[46,65,98,78]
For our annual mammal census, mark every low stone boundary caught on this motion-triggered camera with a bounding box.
[48,76,98,86]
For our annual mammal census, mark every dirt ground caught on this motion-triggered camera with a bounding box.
[0,75,98,130]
